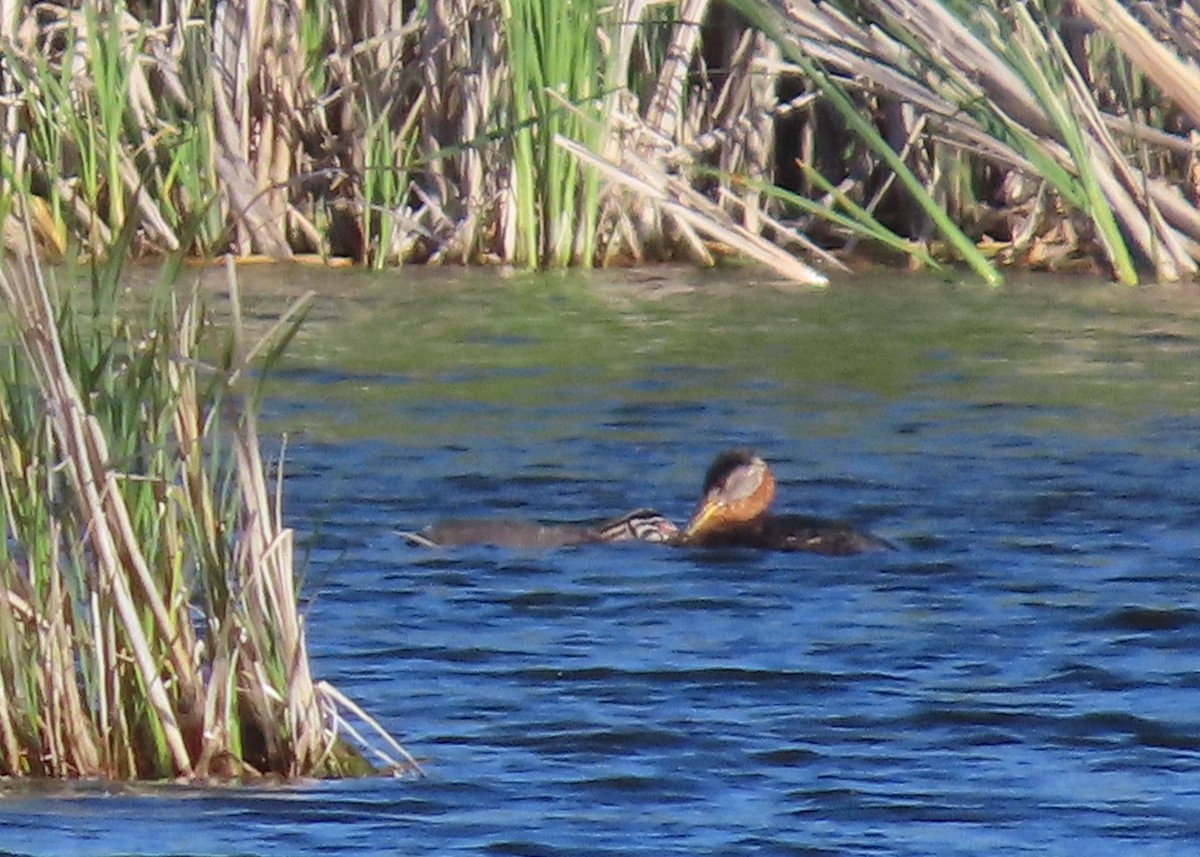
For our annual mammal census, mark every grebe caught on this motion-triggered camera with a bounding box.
[677,449,890,556]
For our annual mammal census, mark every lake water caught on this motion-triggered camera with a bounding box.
[5,266,1200,856]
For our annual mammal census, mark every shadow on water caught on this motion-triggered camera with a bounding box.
[9,267,1200,856]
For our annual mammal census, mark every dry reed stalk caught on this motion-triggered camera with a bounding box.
[709,26,780,233]
[645,0,710,141]
[653,3,783,238]
[0,624,21,771]
[418,0,506,262]
[557,133,828,284]
[608,0,649,93]
[767,0,1200,280]
[1074,0,1200,129]
[537,1,830,275]
[210,0,293,257]
[713,179,849,271]
[0,249,196,776]
[318,680,423,774]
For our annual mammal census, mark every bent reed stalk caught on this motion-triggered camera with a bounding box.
[0,243,416,780]
[3,0,1200,283]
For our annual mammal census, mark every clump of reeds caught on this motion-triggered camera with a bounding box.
[0,0,826,279]
[727,0,1200,284]
[4,0,1200,284]
[0,233,416,780]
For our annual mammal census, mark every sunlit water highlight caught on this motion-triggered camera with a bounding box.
[5,268,1200,856]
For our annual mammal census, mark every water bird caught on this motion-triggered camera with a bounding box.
[403,508,677,550]
[676,449,891,555]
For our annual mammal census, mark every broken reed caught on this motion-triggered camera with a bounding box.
[0,248,414,780]
[3,0,1200,283]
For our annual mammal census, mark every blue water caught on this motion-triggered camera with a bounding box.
[6,270,1200,856]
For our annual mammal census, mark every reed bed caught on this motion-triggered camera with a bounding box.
[731,0,1200,284]
[2,0,1200,283]
[0,229,416,780]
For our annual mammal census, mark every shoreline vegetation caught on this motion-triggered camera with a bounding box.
[0,0,1198,286]
[0,232,418,780]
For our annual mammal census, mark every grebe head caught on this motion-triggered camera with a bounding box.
[683,449,776,539]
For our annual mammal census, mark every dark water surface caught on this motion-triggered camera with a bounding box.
[7,268,1200,856]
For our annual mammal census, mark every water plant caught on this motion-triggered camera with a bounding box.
[0,220,415,779]
[3,0,1200,283]
[725,0,1200,283]
[503,0,605,267]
